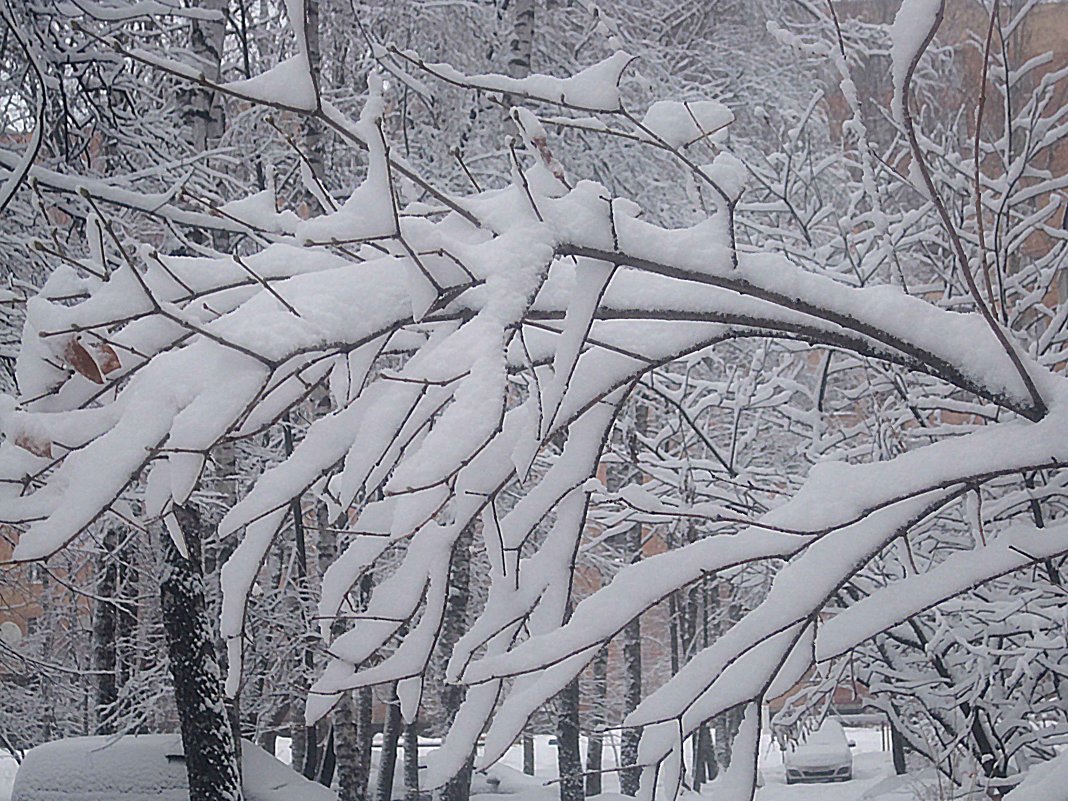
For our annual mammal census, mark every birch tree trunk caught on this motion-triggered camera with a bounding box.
[161,504,243,801]
[505,0,535,79]
[183,0,227,152]
[440,525,475,801]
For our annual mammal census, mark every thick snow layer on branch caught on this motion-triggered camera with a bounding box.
[639,100,733,148]
[219,189,300,234]
[816,519,1068,660]
[890,0,942,124]
[220,54,318,111]
[402,50,633,112]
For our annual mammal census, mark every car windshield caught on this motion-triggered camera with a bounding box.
[806,720,847,746]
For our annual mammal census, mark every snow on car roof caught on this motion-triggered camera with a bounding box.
[11,735,337,801]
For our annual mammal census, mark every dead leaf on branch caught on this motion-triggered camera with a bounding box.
[14,432,53,459]
[61,337,104,384]
[88,340,121,375]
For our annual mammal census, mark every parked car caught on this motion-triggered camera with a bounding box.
[11,734,338,801]
[784,719,854,784]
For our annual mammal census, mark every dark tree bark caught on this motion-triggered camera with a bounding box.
[618,617,642,796]
[92,527,120,734]
[444,750,474,801]
[439,525,475,801]
[890,721,907,775]
[335,690,368,801]
[522,735,535,776]
[161,504,243,801]
[585,646,609,796]
[300,0,327,212]
[330,543,374,801]
[357,688,374,793]
[281,415,320,781]
[713,706,743,771]
[319,726,336,787]
[693,725,716,787]
[376,687,403,801]
[617,405,646,798]
[618,531,643,796]
[404,720,420,801]
[93,525,140,734]
[556,676,584,801]
[114,531,138,721]
[204,441,242,772]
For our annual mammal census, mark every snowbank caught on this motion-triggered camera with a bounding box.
[0,753,16,801]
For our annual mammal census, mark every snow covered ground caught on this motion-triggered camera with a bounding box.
[756,727,897,800]
[280,726,932,801]
[277,727,913,800]
[0,726,935,801]
[493,727,931,801]
[0,752,16,801]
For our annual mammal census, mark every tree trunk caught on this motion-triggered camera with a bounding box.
[506,0,535,79]
[439,525,475,801]
[618,524,643,796]
[500,0,534,136]
[891,722,908,775]
[376,688,402,801]
[404,720,420,801]
[523,735,535,776]
[358,688,374,794]
[281,415,320,781]
[618,404,645,798]
[556,676,584,801]
[92,527,120,734]
[713,707,742,772]
[185,0,240,767]
[335,690,368,801]
[300,0,327,212]
[445,754,474,801]
[205,441,243,772]
[161,504,243,801]
[694,724,715,787]
[328,530,374,801]
[319,726,336,788]
[183,0,227,152]
[585,646,608,796]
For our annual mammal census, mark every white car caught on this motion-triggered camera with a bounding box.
[11,734,338,801]
[784,719,854,784]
